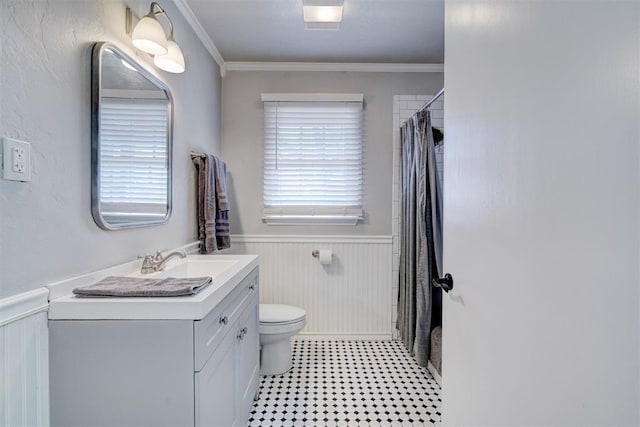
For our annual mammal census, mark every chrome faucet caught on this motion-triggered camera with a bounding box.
[140,250,187,274]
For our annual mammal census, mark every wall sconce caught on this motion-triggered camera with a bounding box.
[126,2,185,73]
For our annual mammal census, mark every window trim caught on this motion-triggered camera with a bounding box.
[262,207,364,226]
[261,93,363,103]
[261,93,364,226]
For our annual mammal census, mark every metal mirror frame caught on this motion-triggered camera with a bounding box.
[91,42,173,230]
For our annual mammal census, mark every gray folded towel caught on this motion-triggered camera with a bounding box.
[72,276,213,297]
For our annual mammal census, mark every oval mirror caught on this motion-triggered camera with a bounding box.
[91,42,173,230]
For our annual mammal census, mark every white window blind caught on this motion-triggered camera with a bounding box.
[99,97,168,221]
[262,95,363,225]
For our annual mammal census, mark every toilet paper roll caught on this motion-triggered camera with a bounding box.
[318,250,332,265]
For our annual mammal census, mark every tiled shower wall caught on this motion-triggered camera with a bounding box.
[391,95,444,339]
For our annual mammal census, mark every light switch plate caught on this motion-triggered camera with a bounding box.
[3,137,31,182]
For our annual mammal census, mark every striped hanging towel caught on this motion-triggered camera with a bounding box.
[191,153,231,253]
[212,155,231,250]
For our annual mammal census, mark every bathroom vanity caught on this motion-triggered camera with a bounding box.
[48,255,259,427]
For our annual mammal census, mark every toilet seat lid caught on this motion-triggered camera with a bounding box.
[260,304,306,324]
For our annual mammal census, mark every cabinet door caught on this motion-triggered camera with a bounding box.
[195,329,237,427]
[236,301,260,424]
[50,320,194,427]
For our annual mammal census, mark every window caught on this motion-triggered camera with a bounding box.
[262,93,364,225]
[99,95,169,223]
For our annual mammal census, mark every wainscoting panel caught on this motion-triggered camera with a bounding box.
[0,288,50,427]
[228,235,393,339]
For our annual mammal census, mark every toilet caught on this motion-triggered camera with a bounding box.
[259,304,306,375]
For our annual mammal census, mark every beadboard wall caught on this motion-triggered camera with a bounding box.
[0,289,50,427]
[226,235,393,340]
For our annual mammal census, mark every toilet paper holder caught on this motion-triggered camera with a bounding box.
[311,249,333,265]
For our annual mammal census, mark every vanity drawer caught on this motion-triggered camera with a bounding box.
[194,269,258,371]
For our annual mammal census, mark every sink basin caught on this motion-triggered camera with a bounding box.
[146,257,239,279]
[47,253,259,320]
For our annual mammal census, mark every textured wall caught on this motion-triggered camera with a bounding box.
[221,71,444,236]
[0,0,221,298]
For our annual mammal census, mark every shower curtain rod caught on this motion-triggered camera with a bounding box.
[400,88,445,129]
[420,88,444,112]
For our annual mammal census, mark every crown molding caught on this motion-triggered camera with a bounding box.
[172,0,225,68]
[224,62,444,73]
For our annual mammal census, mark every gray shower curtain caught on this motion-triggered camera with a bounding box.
[398,109,443,367]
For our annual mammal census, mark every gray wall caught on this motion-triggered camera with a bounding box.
[221,71,444,235]
[0,0,221,298]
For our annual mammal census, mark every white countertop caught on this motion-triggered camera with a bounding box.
[47,254,259,320]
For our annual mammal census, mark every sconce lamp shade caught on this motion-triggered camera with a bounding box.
[132,14,168,55]
[128,2,186,73]
[154,38,185,73]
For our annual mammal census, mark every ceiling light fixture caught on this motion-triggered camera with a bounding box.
[127,2,186,73]
[303,0,344,30]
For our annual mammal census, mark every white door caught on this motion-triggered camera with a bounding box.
[441,1,639,425]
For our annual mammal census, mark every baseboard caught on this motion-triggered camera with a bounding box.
[294,333,393,341]
[427,361,442,386]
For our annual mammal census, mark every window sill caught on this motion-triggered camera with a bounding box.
[261,215,363,226]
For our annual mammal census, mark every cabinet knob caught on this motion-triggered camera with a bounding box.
[219,316,228,325]
[237,327,248,340]
[249,284,255,291]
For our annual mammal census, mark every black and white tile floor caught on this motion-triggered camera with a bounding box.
[248,340,442,426]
